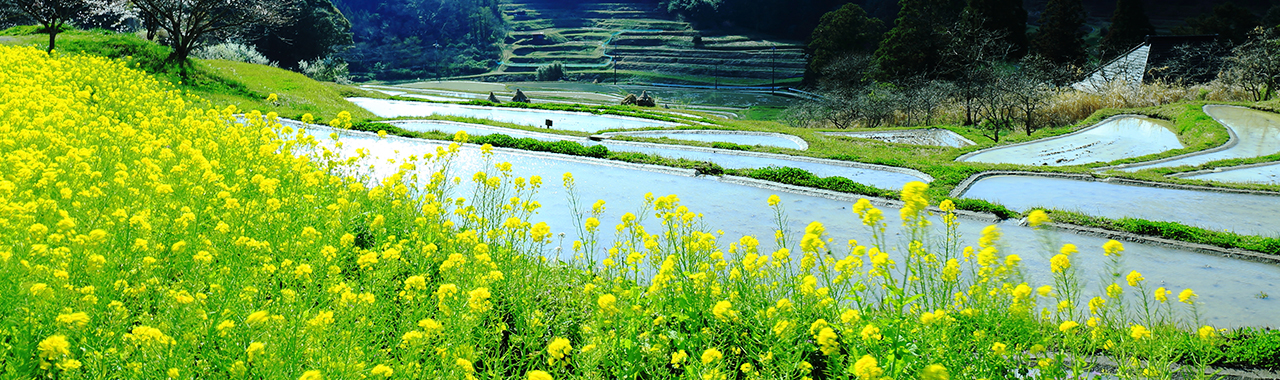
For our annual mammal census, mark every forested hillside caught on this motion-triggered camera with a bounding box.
[332,0,507,81]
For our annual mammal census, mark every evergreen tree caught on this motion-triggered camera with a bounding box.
[1099,0,1155,58]
[248,0,353,69]
[873,0,940,81]
[804,3,884,84]
[1265,5,1280,29]
[1174,1,1261,45]
[1032,0,1087,66]
[963,0,1028,57]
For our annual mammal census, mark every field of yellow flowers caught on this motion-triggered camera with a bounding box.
[0,44,1243,379]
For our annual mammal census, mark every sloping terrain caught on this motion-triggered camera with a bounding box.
[499,0,806,83]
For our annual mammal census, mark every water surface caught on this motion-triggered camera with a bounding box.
[349,97,680,132]
[961,117,1181,166]
[300,123,1280,327]
[960,175,1280,236]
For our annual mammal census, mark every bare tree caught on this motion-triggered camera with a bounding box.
[1219,27,1280,101]
[938,11,1013,125]
[975,67,1021,142]
[0,0,108,52]
[1009,55,1059,135]
[1150,42,1230,86]
[129,0,297,77]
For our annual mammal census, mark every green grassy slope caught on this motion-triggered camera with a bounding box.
[0,27,380,122]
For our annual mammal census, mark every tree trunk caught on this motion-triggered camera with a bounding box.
[45,21,60,53]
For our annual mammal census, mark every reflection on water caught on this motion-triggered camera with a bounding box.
[349,97,680,132]
[299,122,1280,327]
[962,116,1181,166]
[1122,106,1280,172]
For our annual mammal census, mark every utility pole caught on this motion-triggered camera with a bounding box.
[770,46,776,94]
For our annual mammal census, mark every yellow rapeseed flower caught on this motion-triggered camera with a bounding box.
[468,287,491,313]
[1103,240,1124,256]
[527,370,553,380]
[1155,287,1171,303]
[1050,254,1070,273]
[701,348,722,365]
[1198,325,1217,341]
[670,350,688,367]
[371,364,394,378]
[920,364,949,380]
[246,342,265,361]
[1027,210,1050,227]
[1179,288,1197,304]
[1130,325,1152,340]
[860,324,882,341]
[1059,320,1079,333]
[853,355,883,380]
[299,370,324,380]
[712,300,735,322]
[38,335,71,361]
[547,337,572,365]
[816,327,839,355]
[1126,271,1144,287]
[991,342,1007,356]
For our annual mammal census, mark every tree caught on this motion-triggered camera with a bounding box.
[0,0,95,52]
[873,0,940,81]
[937,10,1013,125]
[246,0,352,70]
[1032,0,1087,67]
[1174,2,1261,45]
[963,0,1028,58]
[1008,55,1058,136]
[1099,0,1155,58]
[1264,4,1280,29]
[131,0,298,77]
[803,3,883,85]
[1219,27,1280,101]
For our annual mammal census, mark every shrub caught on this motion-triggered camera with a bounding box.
[299,54,351,84]
[193,42,277,67]
[535,61,565,81]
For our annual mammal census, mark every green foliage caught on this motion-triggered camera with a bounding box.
[1099,0,1156,58]
[710,141,749,151]
[964,0,1029,57]
[470,134,609,159]
[452,99,680,123]
[733,166,899,199]
[872,0,940,81]
[0,24,72,36]
[659,0,847,39]
[1047,211,1280,255]
[1032,0,1087,66]
[744,106,785,121]
[334,0,504,80]
[535,61,565,82]
[1215,328,1280,370]
[248,0,352,69]
[949,198,1020,219]
[1173,2,1261,45]
[804,3,884,84]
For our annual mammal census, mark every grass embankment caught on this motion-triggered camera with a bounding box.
[1047,211,1280,255]
[6,44,1280,378]
[10,27,1277,257]
[0,27,382,122]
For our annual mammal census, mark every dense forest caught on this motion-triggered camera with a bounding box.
[331,0,506,81]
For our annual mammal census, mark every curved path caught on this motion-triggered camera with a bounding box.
[822,128,975,148]
[350,97,681,132]
[285,119,1280,328]
[391,120,928,190]
[957,115,1182,166]
[953,172,1280,237]
[1179,161,1280,185]
[1113,105,1280,172]
[597,130,809,150]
